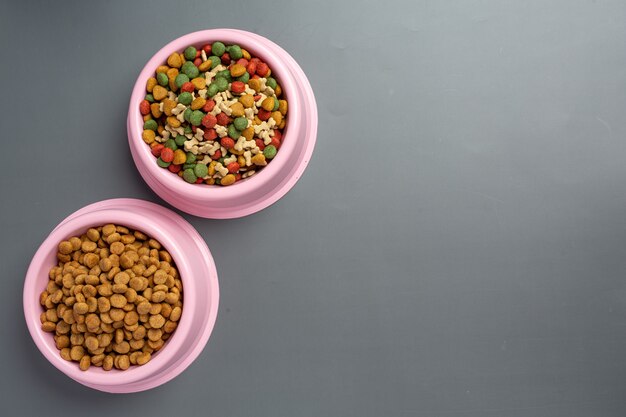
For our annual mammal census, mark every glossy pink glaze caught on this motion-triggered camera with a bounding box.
[128,29,317,218]
[23,199,219,393]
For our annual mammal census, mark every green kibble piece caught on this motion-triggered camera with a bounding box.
[182,168,197,183]
[143,119,158,131]
[165,139,178,150]
[207,83,219,97]
[194,163,208,178]
[236,72,249,83]
[157,72,168,86]
[233,117,248,131]
[183,163,195,170]
[211,41,226,56]
[183,108,192,122]
[186,152,196,164]
[216,69,232,82]
[183,125,192,134]
[181,61,199,78]
[184,46,197,60]
[266,77,277,89]
[145,94,155,103]
[218,157,225,165]
[209,55,221,69]
[175,135,187,146]
[227,124,241,139]
[214,178,221,185]
[263,145,277,159]
[228,45,242,60]
[190,110,204,126]
[175,73,190,88]
[178,92,193,105]
[215,77,228,92]
[157,157,171,168]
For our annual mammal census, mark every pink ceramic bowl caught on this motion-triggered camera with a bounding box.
[23,199,219,393]
[128,29,318,218]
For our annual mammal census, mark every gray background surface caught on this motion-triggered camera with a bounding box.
[1,1,626,416]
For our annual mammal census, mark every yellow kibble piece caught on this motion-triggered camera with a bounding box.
[173,149,187,165]
[191,97,206,110]
[208,161,217,176]
[157,125,164,135]
[156,65,169,74]
[221,174,236,186]
[142,130,155,144]
[278,100,288,115]
[146,77,157,93]
[278,119,286,129]
[237,155,246,167]
[251,153,267,166]
[162,98,176,116]
[261,97,275,111]
[152,85,168,101]
[275,84,282,96]
[150,103,162,118]
[206,178,215,185]
[198,60,212,72]
[191,77,206,90]
[166,68,179,81]
[229,102,245,117]
[229,148,243,155]
[142,114,152,122]
[248,78,261,92]
[169,78,178,92]
[241,126,254,140]
[241,48,251,60]
[229,64,246,77]
[239,94,254,108]
[167,52,182,68]
[271,111,283,125]
[253,116,262,125]
[167,116,181,128]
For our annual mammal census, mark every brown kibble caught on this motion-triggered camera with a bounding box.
[42,321,56,332]
[114,271,130,285]
[103,355,114,371]
[70,345,85,361]
[170,306,182,322]
[106,232,121,244]
[81,240,97,253]
[60,348,72,361]
[149,314,165,329]
[55,335,70,349]
[109,308,125,322]
[136,301,151,315]
[129,277,143,291]
[110,241,125,255]
[58,241,73,255]
[86,228,100,242]
[117,355,130,370]
[136,352,151,365]
[85,336,99,351]
[113,341,130,354]
[119,254,134,269]
[73,302,88,315]
[124,311,139,326]
[85,314,100,330]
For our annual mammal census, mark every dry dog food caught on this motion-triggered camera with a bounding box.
[39,224,183,371]
[140,42,287,186]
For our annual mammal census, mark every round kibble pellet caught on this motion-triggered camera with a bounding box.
[39,224,183,371]
[139,41,287,185]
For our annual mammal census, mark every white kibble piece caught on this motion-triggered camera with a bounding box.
[215,163,228,177]
[215,125,228,138]
[234,137,246,152]
[244,108,255,119]
[244,151,252,166]
[171,104,186,115]
[201,50,207,61]
[198,89,207,99]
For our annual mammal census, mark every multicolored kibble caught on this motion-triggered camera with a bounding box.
[140,42,287,186]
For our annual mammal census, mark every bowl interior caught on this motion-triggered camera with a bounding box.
[129,29,302,195]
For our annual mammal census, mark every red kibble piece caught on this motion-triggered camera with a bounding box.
[151,144,164,157]
[195,177,204,184]
[251,74,260,80]
[236,58,249,67]
[195,50,201,59]
[202,99,215,112]
[256,62,269,77]
[253,94,262,101]
[273,129,282,141]
[139,100,151,115]
[201,113,217,129]
[202,44,212,54]
[220,137,235,149]
[211,150,222,160]
[235,173,242,181]
[270,136,281,149]
[227,162,240,173]
[193,57,202,67]
[203,128,218,141]
[250,57,260,64]
[181,82,194,92]
[246,61,257,75]
[255,139,266,151]
[160,148,174,163]
[216,113,231,126]
[230,81,245,94]
[257,109,271,121]
[168,164,182,173]
[191,125,197,133]
[220,53,231,65]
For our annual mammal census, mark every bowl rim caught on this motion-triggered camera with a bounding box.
[23,201,216,388]
[128,29,302,197]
